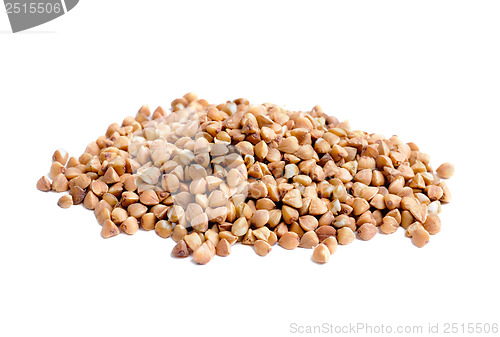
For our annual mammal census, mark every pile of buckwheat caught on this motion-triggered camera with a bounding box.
[37,93,453,264]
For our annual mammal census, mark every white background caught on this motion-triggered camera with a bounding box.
[1,1,499,337]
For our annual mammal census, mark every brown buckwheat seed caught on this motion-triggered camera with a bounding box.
[38,93,453,263]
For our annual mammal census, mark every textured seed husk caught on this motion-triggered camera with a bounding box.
[312,244,330,264]
[57,195,73,208]
[164,174,180,193]
[289,222,305,237]
[409,173,426,189]
[254,141,269,160]
[49,162,66,179]
[235,141,254,156]
[309,198,328,215]
[337,227,355,245]
[216,238,231,256]
[274,223,288,238]
[256,198,276,211]
[68,165,85,180]
[409,203,428,223]
[251,210,270,228]
[426,185,443,201]
[102,193,118,207]
[186,203,204,222]
[193,243,212,265]
[334,214,350,228]
[278,136,300,153]
[356,211,376,226]
[282,205,299,224]
[254,240,272,256]
[427,197,440,212]
[282,189,302,208]
[128,203,148,218]
[384,194,402,210]
[411,227,430,247]
[69,186,86,205]
[423,214,441,235]
[267,231,278,246]
[69,166,86,177]
[322,236,338,254]
[204,229,220,246]
[386,209,401,225]
[52,173,69,192]
[265,209,281,227]
[190,212,209,232]
[205,239,216,258]
[354,169,373,185]
[371,170,385,186]
[299,215,319,232]
[122,174,137,192]
[172,224,188,242]
[52,149,69,165]
[250,227,269,242]
[318,211,335,227]
[141,213,156,231]
[206,206,228,224]
[79,153,92,165]
[83,191,99,210]
[406,222,424,238]
[121,217,139,235]
[121,191,140,207]
[361,186,379,201]
[380,216,399,234]
[140,190,160,206]
[66,157,80,168]
[111,207,128,224]
[155,220,173,238]
[398,195,415,209]
[231,217,249,237]
[103,167,120,184]
[168,205,185,222]
[315,226,336,242]
[372,210,383,226]
[72,174,92,190]
[90,180,109,196]
[172,240,190,258]
[184,232,203,251]
[140,167,161,185]
[278,232,300,250]
[211,143,229,156]
[357,223,378,241]
[208,190,228,208]
[438,182,452,203]
[226,169,242,188]
[284,164,299,179]
[101,219,120,238]
[368,194,384,210]
[37,176,52,192]
[249,181,268,199]
[204,177,222,193]
[95,201,111,224]
[400,210,414,229]
[219,231,238,245]
[242,228,256,245]
[436,162,454,179]
[352,198,370,216]
[299,231,319,249]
